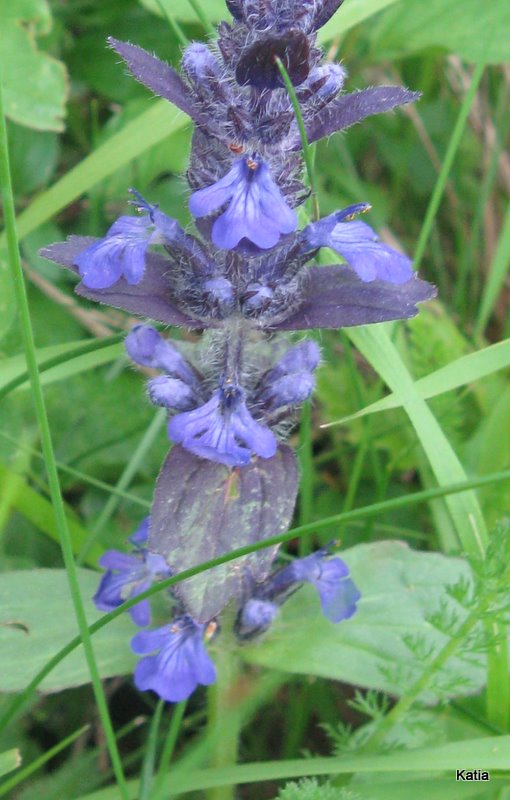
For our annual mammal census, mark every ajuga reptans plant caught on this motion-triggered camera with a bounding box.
[41,0,435,703]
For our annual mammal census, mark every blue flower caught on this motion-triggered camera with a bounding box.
[302,204,414,284]
[266,550,360,623]
[93,528,171,626]
[168,384,277,467]
[125,325,199,388]
[235,598,279,640]
[189,156,297,250]
[131,616,217,702]
[257,340,320,411]
[74,194,185,289]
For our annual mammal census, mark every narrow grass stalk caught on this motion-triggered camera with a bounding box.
[413,61,486,271]
[475,200,510,337]
[0,77,129,800]
[77,408,166,563]
[154,0,189,46]
[139,700,165,800]
[275,57,320,220]
[0,334,125,402]
[152,702,187,799]
[0,430,151,510]
[0,725,89,797]
[187,0,216,34]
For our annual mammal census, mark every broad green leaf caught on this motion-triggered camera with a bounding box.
[0,749,21,779]
[347,325,487,558]
[327,337,510,425]
[76,734,510,799]
[370,0,510,64]
[0,0,67,131]
[0,569,135,693]
[139,0,229,23]
[0,462,102,567]
[242,541,482,699]
[0,101,189,249]
[318,0,402,42]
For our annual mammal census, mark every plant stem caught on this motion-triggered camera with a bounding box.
[207,631,243,800]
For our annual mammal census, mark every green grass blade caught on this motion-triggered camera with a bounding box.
[77,408,167,564]
[475,200,510,337]
[75,734,510,799]
[0,726,88,797]
[0,338,125,400]
[0,431,151,510]
[138,701,165,800]
[413,61,486,271]
[324,336,510,425]
[347,325,487,556]
[0,461,103,566]
[0,73,129,799]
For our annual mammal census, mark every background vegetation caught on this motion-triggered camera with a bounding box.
[1,0,510,797]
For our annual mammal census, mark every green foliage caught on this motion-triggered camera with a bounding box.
[370,0,510,64]
[140,0,229,23]
[0,569,135,692]
[275,778,358,800]
[1,0,510,796]
[0,0,67,131]
[243,541,485,701]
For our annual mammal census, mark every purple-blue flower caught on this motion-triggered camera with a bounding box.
[168,384,277,467]
[125,325,199,388]
[189,156,297,250]
[235,598,279,640]
[257,340,320,411]
[74,196,184,289]
[302,204,414,284]
[93,529,171,626]
[266,550,360,623]
[131,616,216,702]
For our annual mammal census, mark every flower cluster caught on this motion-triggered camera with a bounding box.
[42,0,435,703]
[95,522,360,700]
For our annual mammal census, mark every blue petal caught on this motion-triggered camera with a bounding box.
[189,158,297,250]
[129,517,150,546]
[189,162,241,218]
[302,208,413,284]
[132,618,216,702]
[168,389,276,467]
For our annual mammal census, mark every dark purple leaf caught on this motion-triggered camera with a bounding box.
[270,265,436,330]
[312,0,345,30]
[39,236,98,273]
[108,38,204,125]
[236,30,310,89]
[301,86,421,146]
[40,237,208,329]
[149,444,299,622]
